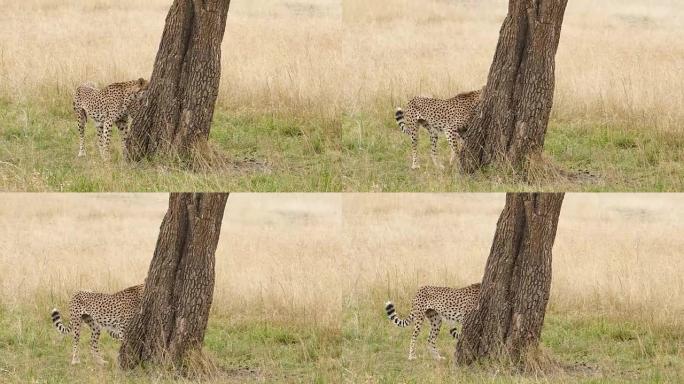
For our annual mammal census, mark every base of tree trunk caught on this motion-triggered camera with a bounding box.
[455,193,564,366]
[458,0,568,176]
[457,345,562,376]
[119,193,229,371]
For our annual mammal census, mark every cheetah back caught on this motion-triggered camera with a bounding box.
[405,89,482,134]
[414,283,480,322]
[70,284,144,338]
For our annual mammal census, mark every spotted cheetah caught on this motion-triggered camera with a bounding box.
[385,283,480,360]
[395,88,483,169]
[50,283,144,365]
[73,78,148,159]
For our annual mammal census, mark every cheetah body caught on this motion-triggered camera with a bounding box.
[385,283,480,360]
[72,78,148,159]
[51,283,144,365]
[396,88,482,169]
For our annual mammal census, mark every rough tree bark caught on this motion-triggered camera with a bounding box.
[126,0,231,161]
[455,193,564,366]
[119,193,229,369]
[459,0,568,174]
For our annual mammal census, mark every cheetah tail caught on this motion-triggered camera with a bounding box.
[395,108,407,133]
[51,308,71,334]
[385,301,413,327]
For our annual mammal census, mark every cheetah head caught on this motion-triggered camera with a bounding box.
[128,78,149,94]
[456,125,468,135]
[126,78,150,104]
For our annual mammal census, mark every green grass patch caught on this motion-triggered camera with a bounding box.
[342,113,684,191]
[1,302,681,383]
[0,101,341,191]
[2,102,683,191]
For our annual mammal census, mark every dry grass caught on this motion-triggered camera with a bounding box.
[1,193,682,329]
[0,0,342,117]
[342,193,684,329]
[0,193,343,324]
[1,0,682,127]
[342,0,684,132]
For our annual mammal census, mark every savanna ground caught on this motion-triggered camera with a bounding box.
[341,0,684,191]
[0,0,342,191]
[0,194,682,383]
[1,1,684,192]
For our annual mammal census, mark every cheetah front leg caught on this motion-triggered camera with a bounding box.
[446,129,461,166]
[115,118,130,157]
[448,322,459,339]
[107,328,122,341]
[98,120,113,160]
[427,126,444,169]
[408,316,425,360]
[426,310,445,360]
[95,122,103,157]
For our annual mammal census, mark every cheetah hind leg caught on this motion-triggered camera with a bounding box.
[76,109,87,157]
[410,130,420,170]
[99,121,113,160]
[426,310,445,360]
[408,315,425,360]
[82,314,107,365]
[69,313,82,365]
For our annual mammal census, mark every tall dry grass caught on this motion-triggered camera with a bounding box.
[342,0,684,131]
[0,0,682,128]
[0,0,341,117]
[343,193,684,329]
[0,193,682,330]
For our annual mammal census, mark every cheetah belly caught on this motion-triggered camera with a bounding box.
[89,310,123,336]
[417,110,456,134]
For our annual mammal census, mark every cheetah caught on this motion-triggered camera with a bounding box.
[395,88,483,170]
[384,283,480,360]
[50,283,144,365]
[72,78,148,159]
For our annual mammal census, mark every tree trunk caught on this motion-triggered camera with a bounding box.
[455,193,564,366]
[459,0,568,174]
[126,0,231,161]
[119,193,228,370]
